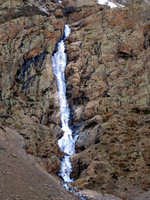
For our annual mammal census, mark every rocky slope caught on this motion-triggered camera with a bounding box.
[0,0,72,199]
[0,126,80,200]
[0,0,66,173]
[65,2,150,200]
[0,0,150,200]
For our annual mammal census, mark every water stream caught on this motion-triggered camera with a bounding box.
[52,24,78,188]
[52,1,125,199]
[52,23,87,200]
[52,0,119,198]
[52,2,117,186]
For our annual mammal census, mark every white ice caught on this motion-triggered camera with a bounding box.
[64,24,71,39]
[52,24,77,184]
[39,6,49,15]
[97,0,124,8]
[60,156,73,183]
[97,0,118,8]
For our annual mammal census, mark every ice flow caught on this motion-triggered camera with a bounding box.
[52,24,77,184]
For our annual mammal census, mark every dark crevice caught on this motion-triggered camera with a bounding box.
[144,31,150,49]
[131,107,150,114]
[118,51,137,59]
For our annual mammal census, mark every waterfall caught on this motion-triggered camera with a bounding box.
[52,24,78,187]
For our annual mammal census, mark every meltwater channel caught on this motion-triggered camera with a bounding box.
[52,25,78,188]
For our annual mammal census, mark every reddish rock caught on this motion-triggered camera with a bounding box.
[0,1,150,200]
[65,3,150,200]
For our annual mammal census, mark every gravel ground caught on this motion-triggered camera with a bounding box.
[0,126,80,200]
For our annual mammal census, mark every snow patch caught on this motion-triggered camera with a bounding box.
[97,0,124,8]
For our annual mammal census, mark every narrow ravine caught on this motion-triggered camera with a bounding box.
[52,0,118,198]
[52,24,78,188]
[52,24,86,200]
[52,0,123,199]
[52,3,86,200]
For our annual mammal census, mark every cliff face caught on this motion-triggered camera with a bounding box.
[0,0,150,200]
[64,2,150,200]
[0,0,66,174]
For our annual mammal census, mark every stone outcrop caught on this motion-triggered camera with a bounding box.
[0,0,65,174]
[64,2,150,200]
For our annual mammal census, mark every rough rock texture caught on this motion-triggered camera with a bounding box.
[0,0,150,200]
[0,0,64,126]
[65,2,150,200]
[0,0,70,198]
[0,0,66,174]
[115,0,150,5]
[62,0,150,7]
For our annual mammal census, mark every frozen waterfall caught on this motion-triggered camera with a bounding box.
[52,24,77,186]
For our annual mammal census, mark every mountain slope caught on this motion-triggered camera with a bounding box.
[0,0,150,200]
[0,126,80,200]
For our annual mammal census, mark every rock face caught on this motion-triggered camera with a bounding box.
[65,2,150,200]
[0,0,65,173]
[0,0,150,200]
[0,0,64,126]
